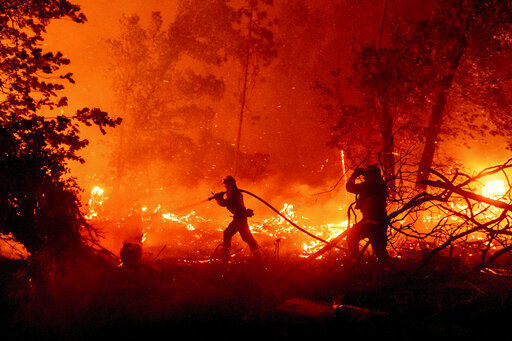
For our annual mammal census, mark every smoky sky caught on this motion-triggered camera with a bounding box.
[42,0,509,191]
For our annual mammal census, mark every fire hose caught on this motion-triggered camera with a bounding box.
[239,189,330,245]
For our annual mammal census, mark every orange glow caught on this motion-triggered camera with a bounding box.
[85,186,349,257]
[85,185,105,220]
[481,180,506,199]
[36,1,512,263]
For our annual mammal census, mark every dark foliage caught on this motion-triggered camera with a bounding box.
[320,0,512,189]
[0,0,121,255]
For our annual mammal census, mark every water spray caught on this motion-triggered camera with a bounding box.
[170,198,210,212]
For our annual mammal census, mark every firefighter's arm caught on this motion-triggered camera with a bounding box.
[209,192,227,206]
[216,197,227,206]
[219,192,238,208]
[346,168,366,193]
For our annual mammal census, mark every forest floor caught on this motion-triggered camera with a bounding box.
[1,253,512,340]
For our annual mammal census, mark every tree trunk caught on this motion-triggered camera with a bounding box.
[416,39,466,190]
[380,101,396,195]
[234,0,255,174]
[115,123,125,192]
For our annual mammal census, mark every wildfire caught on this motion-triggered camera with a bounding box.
[422,179,509,224]
[85,185,350,257]
[251,203,349,254]
[84,177,511,259]
[85,186,105,220]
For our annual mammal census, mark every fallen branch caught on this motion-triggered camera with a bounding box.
[423,179,512,212]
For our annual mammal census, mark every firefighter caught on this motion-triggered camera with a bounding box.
[213,176,261,261]
[346,165,389,262]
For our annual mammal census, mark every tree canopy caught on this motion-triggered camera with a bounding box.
[107,0,275,193]
[322,0,512,193]
[0,0,121,255]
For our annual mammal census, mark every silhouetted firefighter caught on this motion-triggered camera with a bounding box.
[346,165,389,262]
[211,176,261,261]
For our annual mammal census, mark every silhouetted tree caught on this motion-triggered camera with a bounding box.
[322,0,512,194]
[107,11,223,190]
[233,0,276,170]
[318,47,424,196]
[0,0,121,257]
[398,0,512,189]
[107,1,275,192]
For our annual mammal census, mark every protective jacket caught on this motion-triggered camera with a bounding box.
[346,173,387,222]
[216,186,247,219]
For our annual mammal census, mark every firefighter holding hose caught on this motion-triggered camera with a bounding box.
[346,165,389,263]
[211,176,261,261]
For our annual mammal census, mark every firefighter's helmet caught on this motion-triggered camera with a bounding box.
[365,165,381,176]
[223,175,236,185]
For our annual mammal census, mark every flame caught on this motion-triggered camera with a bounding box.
[422,179,509,224]
[251,203,349,254]
[161,211,210,231]
[86,179,510,259]
[85,186,105,220]
[482,180,506,199]
[86,187,350,257]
